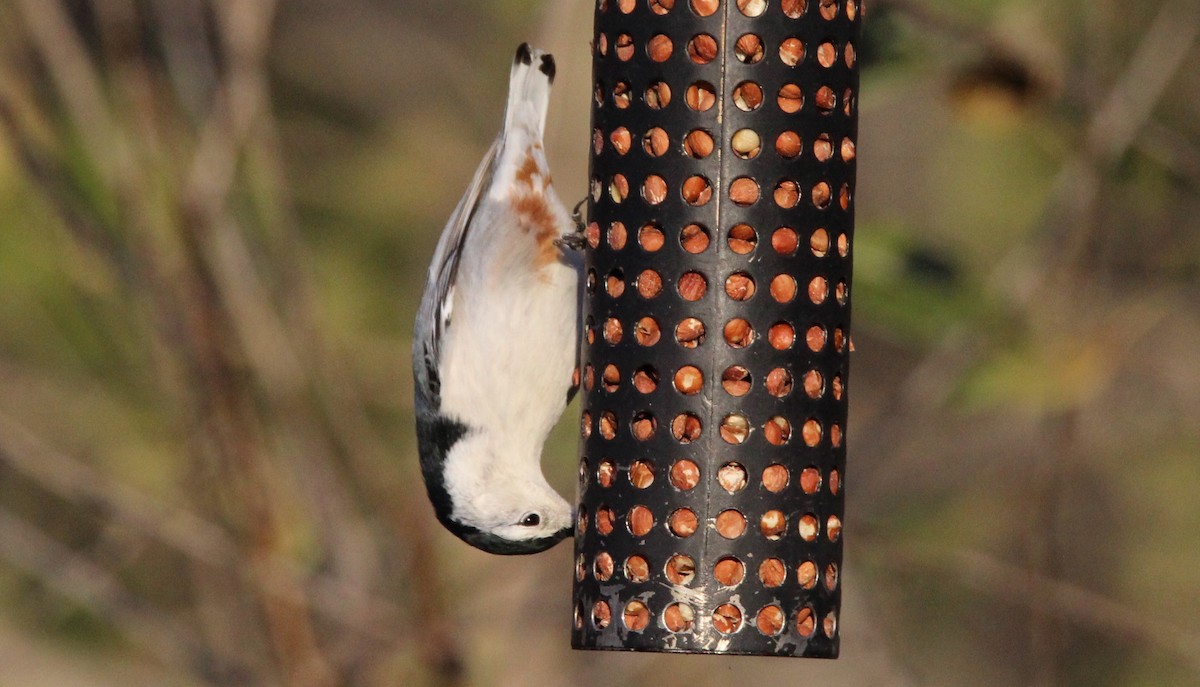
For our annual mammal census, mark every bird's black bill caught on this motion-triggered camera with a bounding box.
[458,525,572,555]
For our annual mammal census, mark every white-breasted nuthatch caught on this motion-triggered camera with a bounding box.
[412,44,582,554]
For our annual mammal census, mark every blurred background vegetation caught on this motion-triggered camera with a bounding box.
[0,0,1198,685]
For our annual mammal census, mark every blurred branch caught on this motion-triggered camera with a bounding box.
[0,507,231,681]
[3,0,452,679]
[871,542,1200,675]
[146,0,221,121]
[171,3,468,679]
[1048,0,1200,269]
[876,0,1200,197]
[855,0,1199,508]
[949,548,1200,676]
[0,96,127,262]
[11,0,130,187]
[0,408,403,643]
[1080,0,1200,165]
[850,24,1187,658]
[1142,118,1200,186]
[872,0,1014,55]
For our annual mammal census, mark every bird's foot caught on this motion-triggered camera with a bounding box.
[555,232,587,252]
[555,198,589,252]
[571,197,587,232]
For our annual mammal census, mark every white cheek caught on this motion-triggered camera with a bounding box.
[443,441,501,524]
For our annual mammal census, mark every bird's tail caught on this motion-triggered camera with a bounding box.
[503,43,555,141]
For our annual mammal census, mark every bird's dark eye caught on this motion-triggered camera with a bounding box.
[520,513,541,527]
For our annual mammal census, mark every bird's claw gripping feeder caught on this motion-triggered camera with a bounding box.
[573,0,860,657]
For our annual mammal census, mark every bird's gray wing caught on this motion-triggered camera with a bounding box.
[413,137,501,410]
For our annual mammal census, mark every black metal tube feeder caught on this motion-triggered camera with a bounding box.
[573,0,860,657]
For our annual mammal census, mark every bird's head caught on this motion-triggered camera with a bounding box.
[423,430,573,554]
